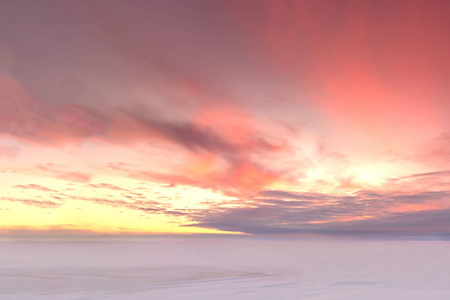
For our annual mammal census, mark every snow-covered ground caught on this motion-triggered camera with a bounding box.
[1,238,449,299]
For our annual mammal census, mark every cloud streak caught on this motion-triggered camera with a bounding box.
[187,170,450,235]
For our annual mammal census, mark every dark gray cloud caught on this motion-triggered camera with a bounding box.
[186,189,450,236]
[319,209,450,236]
[127,111,237,155]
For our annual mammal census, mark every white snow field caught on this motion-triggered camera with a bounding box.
[0,238,449,299]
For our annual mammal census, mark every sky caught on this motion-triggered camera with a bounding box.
[0,0,449,238]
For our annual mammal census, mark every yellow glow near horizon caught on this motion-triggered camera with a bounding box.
[0,172,242,235]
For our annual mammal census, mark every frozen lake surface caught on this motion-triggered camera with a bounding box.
[0,238,449,299]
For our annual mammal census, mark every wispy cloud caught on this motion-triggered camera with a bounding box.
[186,171,450,235]
[2,197,61,209]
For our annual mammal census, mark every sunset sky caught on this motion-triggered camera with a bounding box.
[1,0,449,237]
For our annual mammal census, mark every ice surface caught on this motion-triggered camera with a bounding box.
[0,238,449,299]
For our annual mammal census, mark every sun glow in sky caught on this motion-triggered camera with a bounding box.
[1,0,449,237]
